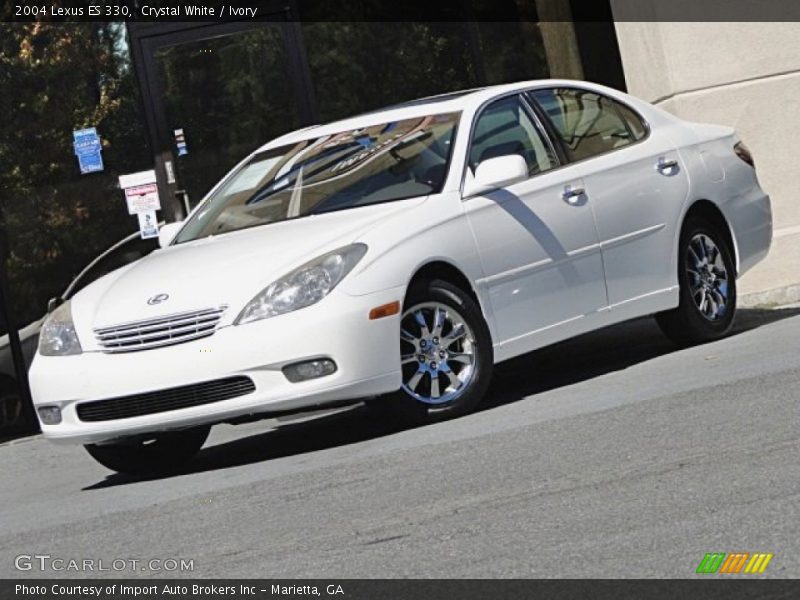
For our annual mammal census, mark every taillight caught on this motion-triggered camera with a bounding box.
[734,141,755,168]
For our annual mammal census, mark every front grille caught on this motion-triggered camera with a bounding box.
[76,376,256,422]
[93,306,227,353]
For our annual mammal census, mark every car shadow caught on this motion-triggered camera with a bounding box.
[486,188,583,287]
[480,305,800,410]
[82,405,406,490]
[83,306,800,490]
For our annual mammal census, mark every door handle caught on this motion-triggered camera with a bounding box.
[562,184,586,205]
[656,157,679,175]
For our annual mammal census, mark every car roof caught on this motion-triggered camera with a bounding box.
[365,87,487,112]
[256,79,622,152]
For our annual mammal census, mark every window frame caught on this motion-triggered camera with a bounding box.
[523,86,651,166]
[460,91,562,194]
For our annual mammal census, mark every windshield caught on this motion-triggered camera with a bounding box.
[175,112,460,243]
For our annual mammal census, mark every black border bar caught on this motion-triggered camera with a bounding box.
[4,580,800,600]
[4,0,800,22]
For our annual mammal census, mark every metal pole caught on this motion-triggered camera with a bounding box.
[0,215,38,434]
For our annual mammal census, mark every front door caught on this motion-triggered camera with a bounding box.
[134,22,314,220]
[463,94,607,356]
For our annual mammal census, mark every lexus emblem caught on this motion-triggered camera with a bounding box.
[147,293,169,305]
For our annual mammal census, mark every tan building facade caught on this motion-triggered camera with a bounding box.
[612,13,800,297]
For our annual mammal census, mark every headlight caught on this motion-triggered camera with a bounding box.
[236,243,367,325]
[38,300,83,356]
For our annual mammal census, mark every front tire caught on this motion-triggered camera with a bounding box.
[656,216,737,345]
[372,279,493,423]
[84,425,210,476]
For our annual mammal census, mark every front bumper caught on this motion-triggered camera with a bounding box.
[29,287,404,445]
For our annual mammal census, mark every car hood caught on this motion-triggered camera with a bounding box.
[74,199,424,333]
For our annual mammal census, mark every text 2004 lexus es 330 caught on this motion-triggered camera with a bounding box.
[30,80,772,475]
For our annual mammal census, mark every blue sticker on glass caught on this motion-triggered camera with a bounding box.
[78,151,104,174]
[73,127,103,173]
[174,128,188,156]
[73,127,100,155]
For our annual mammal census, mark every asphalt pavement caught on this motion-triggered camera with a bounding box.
[1,306,799,578]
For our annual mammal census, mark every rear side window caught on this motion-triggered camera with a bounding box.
[614,101,647,141]
[468,95,557,177]
[530,88,646,162]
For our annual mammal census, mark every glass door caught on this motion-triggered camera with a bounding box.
[139,23,313,215]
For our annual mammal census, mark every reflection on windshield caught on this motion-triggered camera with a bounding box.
[176,112,460,243]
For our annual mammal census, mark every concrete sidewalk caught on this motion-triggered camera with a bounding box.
[739,226,800,307]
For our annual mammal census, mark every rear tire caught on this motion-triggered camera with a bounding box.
[656,216,737,345]
[85,425,210,476]
[369,279,493,424]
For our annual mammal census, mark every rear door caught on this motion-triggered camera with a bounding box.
[528,88,689,309]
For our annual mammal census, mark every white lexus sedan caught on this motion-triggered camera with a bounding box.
[30,80,772,475]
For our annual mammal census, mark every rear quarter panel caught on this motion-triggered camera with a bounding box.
[673,123,772,276]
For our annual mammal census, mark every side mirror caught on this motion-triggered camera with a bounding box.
[158,221,184,248]
[463,154,528,198]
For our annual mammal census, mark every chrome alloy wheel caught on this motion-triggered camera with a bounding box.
[400,302,477,405]
[687,233,729,321]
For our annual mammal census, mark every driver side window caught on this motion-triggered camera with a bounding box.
[468,95,557,177]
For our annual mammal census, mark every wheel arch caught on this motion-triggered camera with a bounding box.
[405,260,481,308]
[398,259,499,358]
[682,199,740,275]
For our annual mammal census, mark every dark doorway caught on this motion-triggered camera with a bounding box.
[129,20,316,220]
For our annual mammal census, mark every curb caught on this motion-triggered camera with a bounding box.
[739,283,800,308]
